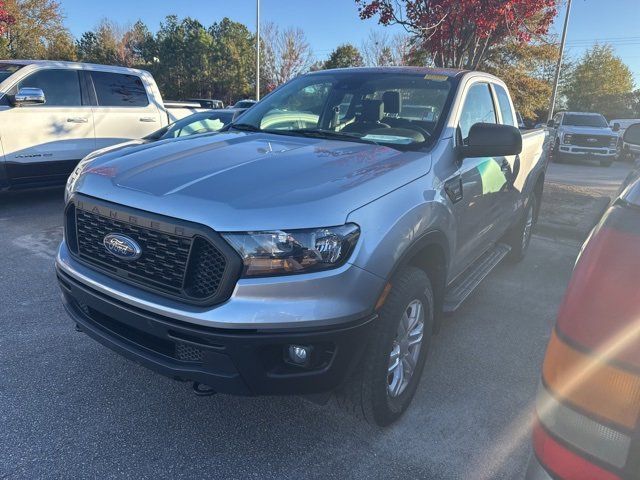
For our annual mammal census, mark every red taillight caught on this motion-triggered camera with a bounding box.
[556,210,640,368]
[533,204,640,479]
[533,421,622,480]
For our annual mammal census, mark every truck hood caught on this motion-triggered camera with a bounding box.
[560,125,615,136]
[74,131,429,231]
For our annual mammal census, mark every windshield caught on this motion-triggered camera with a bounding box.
[562,113,608,127]
[0,63,24,84]
[232,71,456,149]
[148,111,235,140]
[234,100,255,108]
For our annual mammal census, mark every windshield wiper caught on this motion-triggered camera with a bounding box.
[273,128,380,146]
[229,123,262,132]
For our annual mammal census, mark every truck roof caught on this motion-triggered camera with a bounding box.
[559,111,605,116]
[0,59,149,76]
[310,66,469,78]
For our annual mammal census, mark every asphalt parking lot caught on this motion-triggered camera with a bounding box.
[0,180,596,479]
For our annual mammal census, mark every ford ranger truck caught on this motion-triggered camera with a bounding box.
[0,60,204,190]
[548,111,619,167]
[57,68,546,426]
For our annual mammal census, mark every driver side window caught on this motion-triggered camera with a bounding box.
[458,83,496,141]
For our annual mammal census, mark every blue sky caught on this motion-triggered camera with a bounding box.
[60,0,640,82]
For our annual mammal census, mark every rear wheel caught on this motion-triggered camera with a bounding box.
[337,267,434,426]
[506,193,537,263]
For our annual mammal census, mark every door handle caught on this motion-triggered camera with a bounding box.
[67,117,88,123]
[139,117,157,122]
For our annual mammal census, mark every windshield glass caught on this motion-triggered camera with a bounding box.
[0,63,24,84]
[233,71,456,149]
[234,100,255,108]
[562,113,608,127]
[150,111,235,140]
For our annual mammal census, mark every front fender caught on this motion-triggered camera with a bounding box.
[346,175,453,282]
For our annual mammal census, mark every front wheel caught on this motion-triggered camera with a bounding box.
[337,267,434,426]
[551,141,564,163]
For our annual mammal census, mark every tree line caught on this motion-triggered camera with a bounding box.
[0,0,637,120]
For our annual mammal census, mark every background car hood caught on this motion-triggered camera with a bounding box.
[75,131,430,231]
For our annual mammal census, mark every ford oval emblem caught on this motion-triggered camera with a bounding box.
[103,234,142,261]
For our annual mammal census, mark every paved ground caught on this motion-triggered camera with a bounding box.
[1,158,628,479]
[536,160,633,242]
[546,160,633,196]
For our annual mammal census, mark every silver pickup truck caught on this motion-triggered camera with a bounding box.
[57,67,546,425]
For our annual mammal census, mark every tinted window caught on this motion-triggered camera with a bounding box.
[459,83,496,140]
[562,114,608,128]
[0,63,24,83]
[494,84,516,127]
[18,69,82,107]
[91,72,149,107]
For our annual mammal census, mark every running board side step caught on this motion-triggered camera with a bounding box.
[443,243,511,313]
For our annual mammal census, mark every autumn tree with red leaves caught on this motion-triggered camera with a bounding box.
[355,0,557,69]
[0,0,14,34]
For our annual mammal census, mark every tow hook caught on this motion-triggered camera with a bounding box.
[192,382,217,396]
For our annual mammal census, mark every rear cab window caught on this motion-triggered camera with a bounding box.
[90,71,149,107]
[493,84,516,127]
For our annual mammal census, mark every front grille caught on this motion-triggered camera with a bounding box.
[76,209,191,294]
[66,197,241,305]
[570,134,612,148]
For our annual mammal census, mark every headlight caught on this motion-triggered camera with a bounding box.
[610,136,619,148]
[222,224,360,277]
[563,134,573,144]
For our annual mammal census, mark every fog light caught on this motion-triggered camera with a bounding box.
[287,345,313,366]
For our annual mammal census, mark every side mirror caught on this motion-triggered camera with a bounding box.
[622,123,640,146]
[13,87,46,106]
[547,119,555,128]
[613,122,621,132]
[460,123,522,158]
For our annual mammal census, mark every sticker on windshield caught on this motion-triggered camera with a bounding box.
[424,74,448,82]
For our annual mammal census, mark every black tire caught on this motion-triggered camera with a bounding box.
[505,193,537,263]
[336,267,434,426]
[600,159,613,167]
[552,141,564,163]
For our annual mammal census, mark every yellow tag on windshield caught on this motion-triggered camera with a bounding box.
[424,74,448,81]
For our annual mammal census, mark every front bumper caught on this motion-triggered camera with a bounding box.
[58,265,377,395]
[559,145,616,157]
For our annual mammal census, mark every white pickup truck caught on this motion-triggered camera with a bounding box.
[0,60,204,189]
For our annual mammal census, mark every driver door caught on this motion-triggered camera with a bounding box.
[448,82,508,279]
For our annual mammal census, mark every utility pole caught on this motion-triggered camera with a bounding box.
[547,0,572,122]
[256,0,260,100]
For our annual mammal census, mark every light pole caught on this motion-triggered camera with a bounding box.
[547,0,572,122]
[256,0,260,100]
